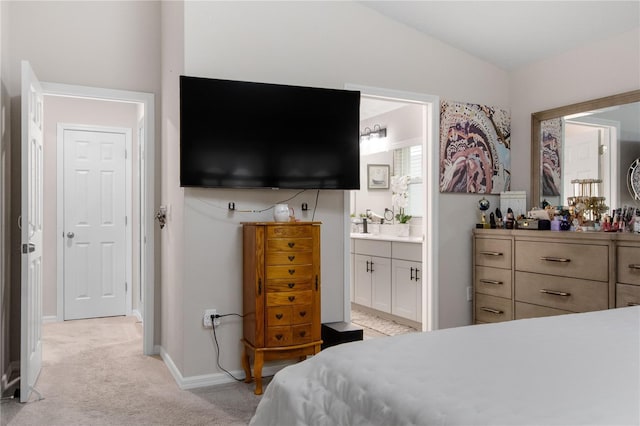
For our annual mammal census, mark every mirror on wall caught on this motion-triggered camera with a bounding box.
[352,97,425,219]
[531,90,640,211]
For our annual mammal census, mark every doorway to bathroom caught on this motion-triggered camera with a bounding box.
[344,84,439,334]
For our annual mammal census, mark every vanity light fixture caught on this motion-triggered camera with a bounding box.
[360,124,387,142]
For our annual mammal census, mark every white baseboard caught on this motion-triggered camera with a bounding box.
[158,345,289,390]
[132,309,143,322]
[42,315,58,323]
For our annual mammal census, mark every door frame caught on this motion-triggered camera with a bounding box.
[344,84,440,332]
[41,82,155,355]
[57,124,133,320]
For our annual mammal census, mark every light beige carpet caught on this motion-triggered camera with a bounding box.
[1,316,262,425]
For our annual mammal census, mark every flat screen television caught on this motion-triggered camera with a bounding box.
[180,76,361,189]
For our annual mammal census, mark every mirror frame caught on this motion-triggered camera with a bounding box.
[530,89,640,208]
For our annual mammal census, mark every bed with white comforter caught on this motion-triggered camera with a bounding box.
[250,306,640,425]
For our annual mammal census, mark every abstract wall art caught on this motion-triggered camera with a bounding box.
[540,118,562,197]
[439,101,511,194]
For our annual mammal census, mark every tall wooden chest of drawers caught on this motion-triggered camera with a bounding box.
[241,222,322,395]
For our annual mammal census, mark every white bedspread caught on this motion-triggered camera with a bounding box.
[250,307,640,426]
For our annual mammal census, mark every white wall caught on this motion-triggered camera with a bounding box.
[41,96,139,318]
[174,1,509,380]
[159,0,185,372]
[509,28,640,203]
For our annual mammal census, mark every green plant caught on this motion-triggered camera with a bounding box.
[395,209,412,224]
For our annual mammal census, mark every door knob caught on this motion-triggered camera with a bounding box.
[67,232,75,239]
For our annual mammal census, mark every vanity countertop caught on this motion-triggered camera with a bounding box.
[350,232,423,243]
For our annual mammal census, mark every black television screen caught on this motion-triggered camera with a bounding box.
[180,76,361,189]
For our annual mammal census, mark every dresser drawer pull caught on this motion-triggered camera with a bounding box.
[288,242,295,248]
[288,283,295,289]
[627,302,640,307]
[299,331,306,337]
[275,334,284,341]
[480,251,503,257]
[628,264,640,270]
[288,296,296,302]
[288,269,295,275]
[479,279,503,285]
[540,289,571,297]
[480,307,504,315]
[540,256,571,263]
[299,310,307,317]
[288,255,295,261]
[275,313,283,320]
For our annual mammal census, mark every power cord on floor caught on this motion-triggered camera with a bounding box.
[209,313,246,382]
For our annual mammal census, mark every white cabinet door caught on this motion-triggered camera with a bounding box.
[392,259,422,321]
[354,254,372,307]
[371,256,392,313]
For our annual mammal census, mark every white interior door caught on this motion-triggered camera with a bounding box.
[63,128,127,320]
[20,60,44,402]
[563,123,601,201]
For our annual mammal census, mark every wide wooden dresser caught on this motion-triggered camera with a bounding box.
[473,229,640,324]
[241,222,322,394]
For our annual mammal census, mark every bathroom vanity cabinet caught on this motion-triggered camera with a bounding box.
[351,237,423,326]
[473,229,640,324]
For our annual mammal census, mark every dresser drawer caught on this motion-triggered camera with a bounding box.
[266,279,312,292]
[267,238,313,252]
[514,301,572,320]
[617,246,640,285]
[266,251,313,266]
[266,264,314,280]
[266,290,312,307]
[616,283,640,308]
[266,306,292,327]
[475,293,512,323]
[291,324,313,344]
[515,271,608,312]
[266,326,292,347]
[475,238,512,269]
[267,225,313,238]
[515,241,608,281]
[475,266,512,298]
[292,304,313,324]
[267,305,313,327]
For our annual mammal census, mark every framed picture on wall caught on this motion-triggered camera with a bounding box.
[367,164,390,189]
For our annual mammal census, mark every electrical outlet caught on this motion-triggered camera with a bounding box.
[466,287,473,302]
[203,309,220,327]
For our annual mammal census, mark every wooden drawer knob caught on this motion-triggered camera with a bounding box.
[288,269,295,275]
[288,242,295,248]
[275,313,283,320]
[288,296,296,302]
[299,331,306,337]
[288,255,295,261]
[275,334,283,341]
[299,311,306,317]
[288,283,295,289]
